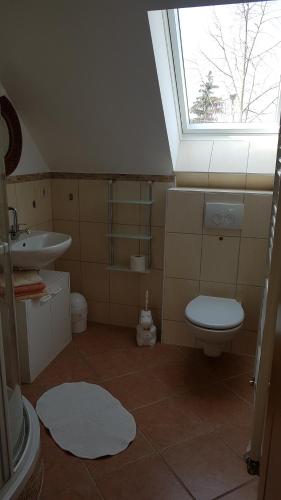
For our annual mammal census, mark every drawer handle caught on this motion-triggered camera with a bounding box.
[40,294,52,304]
[51,287,63,296]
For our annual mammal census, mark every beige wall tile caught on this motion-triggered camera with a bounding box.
[208,173,246,190]
[231,329,257,356]
[176,140,213,172]
[151,227,164,270]
[166,190,204,234]
[163,278,199,322]
[238,238,268,286]
[36,180,52,223]
[15,181,38,226]
[81,262,108,302]
[109,303,139,328]
[53,220,80,260]
[176,172,209,188]
[113,181,140,225]
[242,193,272,238]
[236,285,263,332]
[30,220,53,232]
[209,140,249,173]
[79,180,107,222]
[150,307,162,331]
[165,233,202,280]
[199,281,236,298]
[200,235,240,284]
[87,301,110,324]
[6,183,17,208]
[80,222,107,263]
[55,259,82,292]
[246,174,274,191]
[147,182,174,227]
[139,270,163,309]
[52,179,79,220]
[162,320,195,347]
[110,271,139,306]
[113,224,140,268]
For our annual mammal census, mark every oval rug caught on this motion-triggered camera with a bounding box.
[36,382,136,459]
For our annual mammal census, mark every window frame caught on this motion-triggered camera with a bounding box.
[167,7,281,137]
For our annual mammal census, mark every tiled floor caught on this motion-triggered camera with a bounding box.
[22,323,259,500]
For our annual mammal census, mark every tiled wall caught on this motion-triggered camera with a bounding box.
[162,188,272,355]
[52,179,174,328]
[176,136,277,191]
[6,180,53,231]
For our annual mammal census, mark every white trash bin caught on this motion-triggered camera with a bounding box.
[70,293,88,334]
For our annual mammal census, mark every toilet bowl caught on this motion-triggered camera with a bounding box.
[185,295,244,357]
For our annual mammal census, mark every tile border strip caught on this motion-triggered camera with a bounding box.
[7,172,176,184]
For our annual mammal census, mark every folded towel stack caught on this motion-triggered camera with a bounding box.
[14,271,47,300]
[0,271,47,300]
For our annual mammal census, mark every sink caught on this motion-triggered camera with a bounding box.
[11,231,72,269]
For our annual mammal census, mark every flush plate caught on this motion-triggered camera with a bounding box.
[204,202,244,230]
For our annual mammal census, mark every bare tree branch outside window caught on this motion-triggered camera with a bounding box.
[179,1,281,124]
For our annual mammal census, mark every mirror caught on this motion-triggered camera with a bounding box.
[0,96,22,176]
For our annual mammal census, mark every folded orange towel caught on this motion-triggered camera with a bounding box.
[14,283,46,295]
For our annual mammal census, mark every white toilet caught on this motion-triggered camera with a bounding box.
[185,295,244,357]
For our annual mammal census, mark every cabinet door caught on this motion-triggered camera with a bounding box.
[26,296,53,382]
[50,276,71,355]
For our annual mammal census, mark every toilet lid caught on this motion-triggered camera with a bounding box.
[185,295,244,330]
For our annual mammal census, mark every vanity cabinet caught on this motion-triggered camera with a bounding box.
[16,270,72,383]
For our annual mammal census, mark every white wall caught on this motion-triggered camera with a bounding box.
[0,82,49,175]
[148,10,180,167]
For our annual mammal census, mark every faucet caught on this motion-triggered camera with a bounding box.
[8,207,30,240]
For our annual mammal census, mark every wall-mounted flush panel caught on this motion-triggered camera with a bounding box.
[205,202,244,230]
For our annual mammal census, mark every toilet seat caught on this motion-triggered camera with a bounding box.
[185,295,244,331]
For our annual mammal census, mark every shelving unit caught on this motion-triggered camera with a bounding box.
[107,180,153,273]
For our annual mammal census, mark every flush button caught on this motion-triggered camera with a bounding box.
[205,202,244,230]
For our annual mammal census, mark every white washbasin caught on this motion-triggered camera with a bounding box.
[11,231,72,269]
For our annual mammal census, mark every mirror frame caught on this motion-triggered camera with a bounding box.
[0,96,22,176]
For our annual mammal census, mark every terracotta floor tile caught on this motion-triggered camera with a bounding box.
[162,432,250,500]
[73,323,136,356]
[134,395,213,450]
[36,346,99,386]
[150,358,219,394]
[40,458,102,499]
[84,430,154,479]
[221,478,258,499]
[218,422,252,458]
[101,369,172,410]
[224,373,254,404]
[21,383,49,407]
[191,351,254,380]
[84,343,188,381]
[96,454,192,500]
[184,384,253,430]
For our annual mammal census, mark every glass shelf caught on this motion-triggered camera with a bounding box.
[106,265,150,274]
[108,199,153,205]
[107,233,152,240]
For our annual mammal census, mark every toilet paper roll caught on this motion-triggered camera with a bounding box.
[130,255,146,273]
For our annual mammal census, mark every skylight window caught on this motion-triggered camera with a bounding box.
[168,1,281,133]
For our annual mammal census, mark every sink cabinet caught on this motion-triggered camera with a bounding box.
[16,270,72,383]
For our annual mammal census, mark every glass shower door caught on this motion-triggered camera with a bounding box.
[0,122,25,484]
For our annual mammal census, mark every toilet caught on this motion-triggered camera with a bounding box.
[185,295,244,357]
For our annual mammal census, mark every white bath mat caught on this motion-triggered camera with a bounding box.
[36,382,136,459]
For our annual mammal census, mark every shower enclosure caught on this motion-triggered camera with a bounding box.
[0,118,40,497]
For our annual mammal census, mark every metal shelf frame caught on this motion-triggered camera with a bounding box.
[107,180,153,273]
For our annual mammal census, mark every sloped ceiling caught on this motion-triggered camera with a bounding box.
[0,1,171,174]
[0,0,235,175]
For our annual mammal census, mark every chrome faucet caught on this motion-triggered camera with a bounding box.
[8,207,30,240]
